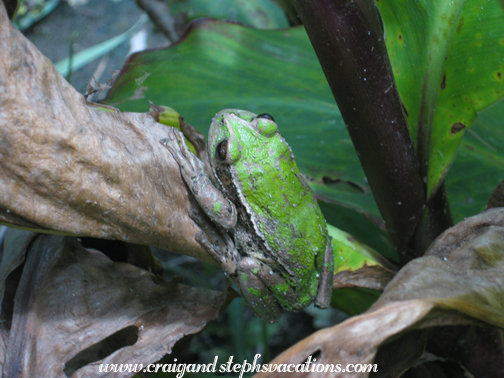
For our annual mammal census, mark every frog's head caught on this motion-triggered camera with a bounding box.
[207,109,279,196]
[208,109,278,165]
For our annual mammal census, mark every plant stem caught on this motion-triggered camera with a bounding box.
[294,0,428,262]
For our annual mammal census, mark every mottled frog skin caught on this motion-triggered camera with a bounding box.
[162,110,333,323]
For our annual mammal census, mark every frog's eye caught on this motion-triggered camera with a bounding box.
[256,113,278,136]
[217,140,228,160]
[216,138,241,162]
[256,113,275,122]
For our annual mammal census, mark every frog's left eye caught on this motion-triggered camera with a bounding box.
[256,113,278,136]
[216,138,241,163]
[217,140,228,160]
[256,113,275,122]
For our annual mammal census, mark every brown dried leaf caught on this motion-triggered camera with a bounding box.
[0,324,7,377]
[256,208,504,377]
[376,208,504,328]
[332,265,395,291]
[0,3,214,264]
[1,231,227,377]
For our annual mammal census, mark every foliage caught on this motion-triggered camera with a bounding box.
[104,0,504,375]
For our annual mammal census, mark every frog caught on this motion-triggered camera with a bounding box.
[161,109,334,323]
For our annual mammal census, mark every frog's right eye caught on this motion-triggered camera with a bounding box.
[256,113,278,136]
[217,140,228,160]
[256,113,275,122]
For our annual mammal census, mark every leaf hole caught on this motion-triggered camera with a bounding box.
[303,348,322,364]
[64,325,139,377]
[79,238,128,263]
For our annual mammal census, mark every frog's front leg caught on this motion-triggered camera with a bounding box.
[160,130,237,230]
[314,238,334,309]
[188,209,240,275]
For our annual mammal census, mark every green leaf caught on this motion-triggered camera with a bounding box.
[331,287,380,316]
[54,15,147,77]
[104,17,504,260]
[169,0,289,29]
[269,0,299,25]
[105,20,380,221]
[328,224,394,273]
[445,99,504,222]
[14,0,59,31]
[320,201,396,261]
[377,0,504,198]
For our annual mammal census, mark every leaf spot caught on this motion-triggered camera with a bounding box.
[441,74,446,89]
[451,123,465,134]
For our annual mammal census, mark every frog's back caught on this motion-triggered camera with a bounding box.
[234,126,328,296]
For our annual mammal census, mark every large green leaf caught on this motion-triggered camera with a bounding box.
[105,17,504,262]
[105,20,378,221]
[169,0,289,29]
[377,0,504,198]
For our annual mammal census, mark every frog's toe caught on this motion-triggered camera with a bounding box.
[160,135,183,161]
[174,133,189,153]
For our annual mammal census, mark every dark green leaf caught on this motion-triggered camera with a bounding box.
[331,287,381,316]
[105,20,380,221]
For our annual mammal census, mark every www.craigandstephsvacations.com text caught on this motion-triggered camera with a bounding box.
[98,354,378,377]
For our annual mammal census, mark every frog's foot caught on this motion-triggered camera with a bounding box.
[314,238,334,309]
[236,257,282,324]
[160,131,237,230]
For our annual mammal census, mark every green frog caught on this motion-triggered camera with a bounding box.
[161,109,333,323]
